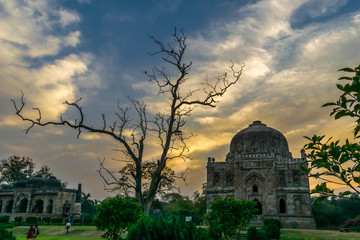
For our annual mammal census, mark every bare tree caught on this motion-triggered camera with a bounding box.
[12,29,243,214]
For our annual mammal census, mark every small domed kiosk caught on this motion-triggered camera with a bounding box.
[206,121,315,228]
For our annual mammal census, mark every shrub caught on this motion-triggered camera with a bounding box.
[0,216,10,223]
[50,217,63,224]
[14,216,22,223]
[205,198,257,240]
[94,196,143,240]
[263,218,281,229]
[43,217,51,224]
[247,226,269,240]
[73,219,81,225]
[26,216,38,225]
[262,223,280,239]
[126,216,211,240]
[247,226,257,240]
[0,226,16,240]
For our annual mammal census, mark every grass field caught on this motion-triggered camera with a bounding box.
[11,225,104,240]
[8,226,360,240]
[281,229,360,240]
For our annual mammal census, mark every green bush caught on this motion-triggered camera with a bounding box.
[26,216,38,225]
[126,216,211,240]
[73,219,81,225]
[262,223,280,239]
[14,216,22,223]
[50,217,63,224]
[246,226,269,240]
[0,216,10,223]
[43,217,51,224]
[263,218,281,229]
[247,226,257,240]
[0,226,16,240]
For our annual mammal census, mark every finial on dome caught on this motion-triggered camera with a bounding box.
[249,120,266,127]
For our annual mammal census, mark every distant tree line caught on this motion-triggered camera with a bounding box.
[312,194,360,230]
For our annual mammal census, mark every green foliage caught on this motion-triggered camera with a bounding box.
[26,216,38,225]
[14,217,22,223]
[205,198,257,240]
[126,216,210,240]
[94,196,142,240]
[263,218,281,229]
[312,196,360,229]
[0,226,16,240]
[262,223,280,239]
[0,216,10,223]
[0,156,34,187]
[246,226,269,240]
[304,64,360,197]
[50,217,63,224]
[43,217,51,224]
[81,193,97,220]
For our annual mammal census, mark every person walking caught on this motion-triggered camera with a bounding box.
[34,224,39,239]
[26,225,34,239]
[66,221,71,234]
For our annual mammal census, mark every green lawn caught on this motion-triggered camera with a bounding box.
[8,226,360,240]
[11,225,104,240]
[281,229,360,240]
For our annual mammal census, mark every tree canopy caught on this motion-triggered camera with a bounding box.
[0,156,34,187]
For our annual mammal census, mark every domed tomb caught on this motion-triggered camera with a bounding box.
[228,121,291,160]
[206,120,315,229]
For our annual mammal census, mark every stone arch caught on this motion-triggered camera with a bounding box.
[279,198,286,214]
[213,173,220,187]
[244,172,266,183]
[6,200,14,213]
[19,198,28,213]
[252,184,258,193]
[253,198,262,215]
[244,172,265,197]
[63,200,71,216]
[47,199,53,214]
[33,199,44,213]
[226,174,233,187]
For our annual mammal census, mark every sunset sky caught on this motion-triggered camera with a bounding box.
[1,0,360,200]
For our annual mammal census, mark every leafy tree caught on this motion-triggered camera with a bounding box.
[205,198,257,240]
[12,29,243,214]
[303,64,360,198]
[34,165,54,179]
[81,192,97,223]
[94,196,143,240]
[0,156,34,187]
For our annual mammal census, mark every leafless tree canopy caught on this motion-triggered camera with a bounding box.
[12,29,244,214]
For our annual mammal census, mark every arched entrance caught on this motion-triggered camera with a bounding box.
[253,198,262,215]
[6,200,14,213]
[279,198,286,213]
[47,200,53,214]
[19,198,28,213]
[33,200,44,213]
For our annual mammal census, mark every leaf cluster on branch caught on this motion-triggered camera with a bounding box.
[304,65,360,200]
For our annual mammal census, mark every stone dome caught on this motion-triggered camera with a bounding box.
[14,175,62,189]
[229,121,290,156]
